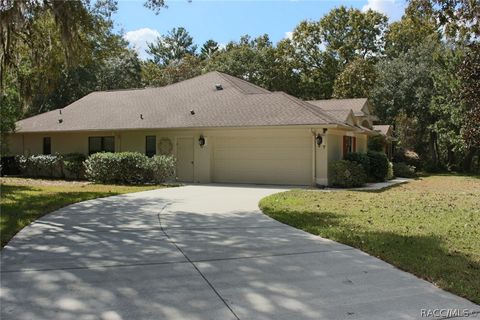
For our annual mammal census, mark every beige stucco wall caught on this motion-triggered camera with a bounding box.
[6,126,368,186]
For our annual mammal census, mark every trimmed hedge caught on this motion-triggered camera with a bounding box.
[63,153,87,179]
[345,152,370,174]
[15,153,86,179]
[84,152,175,184]
[17,154,63,178]
[368,135,386,152]
[367,150,389,182]
[329,160,367,188]
[393,162,416,178]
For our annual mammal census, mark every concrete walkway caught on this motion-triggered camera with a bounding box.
[1,185,478,320]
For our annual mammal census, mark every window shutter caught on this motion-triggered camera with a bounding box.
[353,137,357,152]
[343,136,348,157]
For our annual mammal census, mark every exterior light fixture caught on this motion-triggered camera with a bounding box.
[198,135,206,147]
[315,134,323,146]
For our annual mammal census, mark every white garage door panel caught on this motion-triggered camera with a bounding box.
[213,136,311,185]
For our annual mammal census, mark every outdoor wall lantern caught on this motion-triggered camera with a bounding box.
[315,134,323,146]
[199,135,206,147]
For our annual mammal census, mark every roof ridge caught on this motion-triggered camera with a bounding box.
[215,72,272,94]
[274,92,342,125]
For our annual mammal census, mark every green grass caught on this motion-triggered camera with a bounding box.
[259,175,480,304]
[0,178,165,247]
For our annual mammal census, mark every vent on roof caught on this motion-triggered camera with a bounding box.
[190,110,195,115]
[58,119,63,124]
[215,84,223,91]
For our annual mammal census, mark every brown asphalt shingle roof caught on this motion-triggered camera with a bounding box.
[307,98,368,116]
[15,72,344,133]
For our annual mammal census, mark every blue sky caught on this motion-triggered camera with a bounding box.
[115,0,407,59]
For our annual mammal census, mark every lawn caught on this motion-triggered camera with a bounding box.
[0,177,165,247]
[259,175,480,304]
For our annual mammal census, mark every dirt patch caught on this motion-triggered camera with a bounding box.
[0,177,91,187]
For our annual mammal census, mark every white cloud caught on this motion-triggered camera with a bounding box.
[362,0,405,21]
[284,31,293,40]
[123,28,161,60]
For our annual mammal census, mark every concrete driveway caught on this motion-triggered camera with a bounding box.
[1,185,478,320]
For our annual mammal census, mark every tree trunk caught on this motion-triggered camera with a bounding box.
[462,147,478,172]
[429,131,438,168]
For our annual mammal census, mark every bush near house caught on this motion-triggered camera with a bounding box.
[367,150,389,181]
[345,151,390,181]
[17,154,63,178]
[367,135,386,152]
[84,152,176,184]
[393,162,416,178]
[329,160,367,188]
[345,152,370,174]
[15,153,86,179]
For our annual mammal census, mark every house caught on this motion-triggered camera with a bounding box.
[6,72,389,186]
[373,125,396,159]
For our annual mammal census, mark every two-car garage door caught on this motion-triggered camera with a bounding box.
[212,135,312,185]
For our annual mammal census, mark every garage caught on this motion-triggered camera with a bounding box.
[212,135,312,185]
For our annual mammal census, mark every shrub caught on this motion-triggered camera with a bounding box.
[393,148,421,169]
[147,155,176,183]
[84,152,176,184]
[345,152,370,174]
[0,156,20,176]
[368,135,386,152]
[17,154,63,178]
[367,150,389,181]
[387,161,394,180]
[329,160,367,188]
[63,153,87,179]
[393,162,416,178]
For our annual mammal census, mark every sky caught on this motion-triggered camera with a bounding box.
[114,0,407,59]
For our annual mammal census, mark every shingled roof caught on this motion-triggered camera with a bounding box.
[15,72,345,133]
[307,98,368,116]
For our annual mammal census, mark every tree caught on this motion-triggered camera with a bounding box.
[205,34,278,90]
[200,40,219,59]
[319,6,388,64]
[459,44,480,171]
[332,58,376,98]
[385,1,440,59]
[287,21,339,99]
[371,40,439,164]
[147,27,197,66]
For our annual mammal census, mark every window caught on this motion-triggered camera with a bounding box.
[88,136,115,154]
[343,136,356,156]
[43,137,51,155]
[145,136,156,157]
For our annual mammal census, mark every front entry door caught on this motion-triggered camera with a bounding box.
[176,137,194,182]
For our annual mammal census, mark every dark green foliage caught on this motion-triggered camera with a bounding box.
[84,152,176,184]
[63,153,87,179]
[345,152,370,174]
[393,162,416,178]
[367,151,389,181]
[329,160,367,188]
[368,135,386,152]
[17,155,64,178]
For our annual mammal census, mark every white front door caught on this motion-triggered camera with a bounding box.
[176,137,194,182]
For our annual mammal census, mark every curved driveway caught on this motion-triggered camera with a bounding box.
[1,185,478,320]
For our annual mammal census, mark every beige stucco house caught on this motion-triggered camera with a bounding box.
[7,72,388,186]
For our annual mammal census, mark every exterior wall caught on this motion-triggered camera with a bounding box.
[355,135,368,153]
[6,126,366,185]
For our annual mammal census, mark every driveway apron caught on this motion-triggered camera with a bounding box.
[1,185,478,320]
